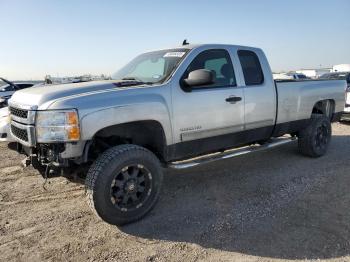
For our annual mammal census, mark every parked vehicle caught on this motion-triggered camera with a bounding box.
[319,72,350,81]
[319,72,350,120]
[7,44,346,225]
[0,78,35,108]
[0,107,13,142]
[273,72,309,80]
[0,97,7,108]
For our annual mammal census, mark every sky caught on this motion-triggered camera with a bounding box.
[0,0,349,80]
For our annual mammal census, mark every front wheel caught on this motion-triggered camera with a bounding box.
[85,144,163,225]
[298,114,332,157]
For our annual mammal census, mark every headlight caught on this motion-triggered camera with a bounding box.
[36,110,80,142]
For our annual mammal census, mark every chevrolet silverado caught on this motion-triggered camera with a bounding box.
[7,44,346,225]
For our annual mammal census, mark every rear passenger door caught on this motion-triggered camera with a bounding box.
[237,50,276,138]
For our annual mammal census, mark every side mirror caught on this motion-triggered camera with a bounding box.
[183,69,215,88]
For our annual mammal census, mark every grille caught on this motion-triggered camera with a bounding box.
[11,124,28,142]
[9,107,28,119]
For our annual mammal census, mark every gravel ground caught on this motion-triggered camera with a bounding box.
[0,122,350,262]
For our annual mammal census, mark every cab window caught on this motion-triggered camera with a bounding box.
[238,50,264,86]
[183,49,236,88]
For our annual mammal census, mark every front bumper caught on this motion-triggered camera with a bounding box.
[7,102,37,147]
[10,120,36,146]
[10,139,88,167]
[8,102,86,167]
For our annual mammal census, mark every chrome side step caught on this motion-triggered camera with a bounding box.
[168,136,297,170]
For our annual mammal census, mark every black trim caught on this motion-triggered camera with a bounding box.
[166,118,314,162]
[271,80,279,137]
[275,79,347,83]
[166,125,273,161]
[272,119,310,137]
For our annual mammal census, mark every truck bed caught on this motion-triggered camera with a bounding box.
[275,79,346,125]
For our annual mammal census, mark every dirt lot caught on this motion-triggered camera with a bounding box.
[0,123,350,262]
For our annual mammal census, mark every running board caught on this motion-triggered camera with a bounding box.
[168,136,297,170]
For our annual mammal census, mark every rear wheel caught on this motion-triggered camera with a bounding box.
[298,114,332,157]
[85,144,163,225]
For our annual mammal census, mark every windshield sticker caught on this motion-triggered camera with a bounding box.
[152,75,161,79]
[163,52,186,58]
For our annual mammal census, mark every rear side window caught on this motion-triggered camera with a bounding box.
[184,49,236,87]
[238,50,264,86]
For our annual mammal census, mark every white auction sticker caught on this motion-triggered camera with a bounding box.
[163,52,186,58]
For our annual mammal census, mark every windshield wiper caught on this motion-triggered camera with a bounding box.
[122,77,142,81]
[120,77,154,85]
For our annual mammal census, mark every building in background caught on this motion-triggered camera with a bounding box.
[332,64,350,72]
[44,74,111,84]
[295,68,332,79]
[273,72,309,80]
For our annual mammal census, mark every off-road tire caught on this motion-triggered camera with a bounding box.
[298,114,332,157]
[85,144,163,225]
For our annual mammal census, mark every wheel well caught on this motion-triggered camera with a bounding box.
[312,99,335,119]
[88,121,167,162]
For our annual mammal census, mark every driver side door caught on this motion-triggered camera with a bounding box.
[170,48,245,159]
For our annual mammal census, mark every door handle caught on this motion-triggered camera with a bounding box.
[225,96,242,103]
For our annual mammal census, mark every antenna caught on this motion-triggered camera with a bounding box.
[182,39,189,46]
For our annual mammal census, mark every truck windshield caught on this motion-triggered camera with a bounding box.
[112,49,189,84]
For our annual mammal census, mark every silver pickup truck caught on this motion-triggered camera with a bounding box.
[8,44,346,225]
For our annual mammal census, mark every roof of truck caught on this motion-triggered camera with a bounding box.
[149,43,262,52]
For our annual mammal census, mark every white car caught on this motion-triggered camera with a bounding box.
[319,72,350,120]
[0,107,13,142]
[0,78,35,108]
[273,72,309,80]
[343,85,350,120]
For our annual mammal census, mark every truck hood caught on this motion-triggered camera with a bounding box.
[9,80,145,109]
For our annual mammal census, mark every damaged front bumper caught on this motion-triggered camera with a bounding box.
[13,141,88,168]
